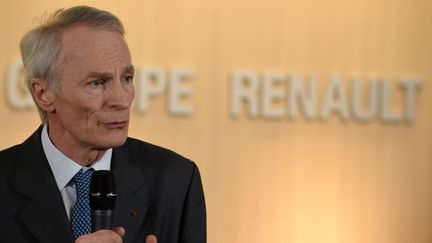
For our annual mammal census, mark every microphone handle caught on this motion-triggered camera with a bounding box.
[91,209,113,232]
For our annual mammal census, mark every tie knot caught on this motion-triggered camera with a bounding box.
[73,168,94,199]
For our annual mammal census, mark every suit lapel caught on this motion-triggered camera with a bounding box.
[12,128,149,242]
[112,142,149,242]
[13,127,74,242]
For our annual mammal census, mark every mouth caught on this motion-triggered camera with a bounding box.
[102,120,129,129]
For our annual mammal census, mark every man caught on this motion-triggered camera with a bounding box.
[0,6,206,243]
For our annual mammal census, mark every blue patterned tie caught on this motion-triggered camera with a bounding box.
[71,168,95,239]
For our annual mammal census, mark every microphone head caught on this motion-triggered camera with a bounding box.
[89,170,117,210]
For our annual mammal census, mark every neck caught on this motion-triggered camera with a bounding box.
[45,123,107,167]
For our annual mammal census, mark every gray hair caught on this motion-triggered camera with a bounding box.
[20,6,125,122]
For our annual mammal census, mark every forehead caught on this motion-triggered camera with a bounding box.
[58,25,131,73]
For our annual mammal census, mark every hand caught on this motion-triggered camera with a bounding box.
[146,234,157,243]
[75,227,125,243]
[74,227,157,243]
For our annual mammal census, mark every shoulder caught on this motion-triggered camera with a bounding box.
[0,144,24,198]
[0,144,22,173]
[120,137,198,176]
[117,138,203,202]
[0,144,21,159]
[0,127,43,174]
[123,137,193,165]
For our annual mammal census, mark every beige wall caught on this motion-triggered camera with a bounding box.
[1,0,432,242]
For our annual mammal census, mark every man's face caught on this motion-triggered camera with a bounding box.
[48,26,135,149]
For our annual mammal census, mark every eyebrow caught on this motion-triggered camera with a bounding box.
[124,65,135,75]
[86,65,135,78]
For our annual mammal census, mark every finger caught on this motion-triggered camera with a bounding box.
[75,230,122,243]
[112,227,126,237]
[146,234,158,243]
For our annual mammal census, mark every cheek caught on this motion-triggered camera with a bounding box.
[82,106,104,126]
[57,99,99,122]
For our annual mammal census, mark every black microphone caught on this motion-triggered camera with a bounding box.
[89,170,117,232]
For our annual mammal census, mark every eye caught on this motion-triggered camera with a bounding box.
[123,75,134,83]
[88,79,104,87]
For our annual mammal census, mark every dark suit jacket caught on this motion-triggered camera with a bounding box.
[0,127,206,243]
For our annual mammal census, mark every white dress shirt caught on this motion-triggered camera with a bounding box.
[41,125,112,220]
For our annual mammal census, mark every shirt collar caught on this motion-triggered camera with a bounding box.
[41,124,112,191]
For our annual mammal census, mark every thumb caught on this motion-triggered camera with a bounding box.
[146,234,157,243]
[112,227,126,237]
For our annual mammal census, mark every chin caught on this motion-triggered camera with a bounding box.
[105,138,127,148]
[96,131,128,148]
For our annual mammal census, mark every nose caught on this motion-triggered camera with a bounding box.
[106,79,134,110]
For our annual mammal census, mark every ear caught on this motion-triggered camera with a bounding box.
[31,78,56,113]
